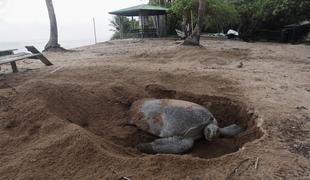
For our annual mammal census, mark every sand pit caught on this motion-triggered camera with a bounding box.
[3,80,262,157]
[0,39,309,179]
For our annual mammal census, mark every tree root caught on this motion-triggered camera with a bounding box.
[43,45,69,52]
[183,39,200,46]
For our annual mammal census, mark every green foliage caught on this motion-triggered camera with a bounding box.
[169,0,196,16]
[111,0,310,39]
[233,0,310,36]
[150,0,239,34]
[111,32,138,40]
[205,0,239,32]
[149,0,172,7]
[166,0,310,37]
[110,16,131,33]
[148,0,188,35]
[110,16,139,40]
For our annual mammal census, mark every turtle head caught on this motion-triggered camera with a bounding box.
[204,124,219,141]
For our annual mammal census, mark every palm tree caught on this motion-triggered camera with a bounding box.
[44,0,65,51]
[183,0,206,46]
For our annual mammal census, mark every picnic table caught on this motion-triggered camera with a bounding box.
[0,46,53,73]
[0,49,18,56]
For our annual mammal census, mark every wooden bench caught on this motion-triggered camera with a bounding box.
[0,46,53,73]
[0,49,18,56]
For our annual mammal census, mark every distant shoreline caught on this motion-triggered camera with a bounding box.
[0,39,104,51]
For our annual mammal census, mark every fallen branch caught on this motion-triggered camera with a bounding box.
[50,66,63,74]
[225,158,250,180]
[120,177,132,180]
[254,157,259,169]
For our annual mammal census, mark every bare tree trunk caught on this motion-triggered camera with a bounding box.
[44,0,65,51]
[182,15,188,37]
[183,0,206,46]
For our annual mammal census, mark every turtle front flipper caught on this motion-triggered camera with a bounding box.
[219,124,242,137]
[137,136,194,154]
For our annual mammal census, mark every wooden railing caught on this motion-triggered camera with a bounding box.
[126,28,158,38]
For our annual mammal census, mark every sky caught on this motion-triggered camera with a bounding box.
[0,0,147,49]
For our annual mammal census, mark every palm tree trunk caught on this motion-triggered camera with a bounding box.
[183,0,206,46]
[44,0,63,51]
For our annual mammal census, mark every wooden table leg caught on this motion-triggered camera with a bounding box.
[10,61,18,73]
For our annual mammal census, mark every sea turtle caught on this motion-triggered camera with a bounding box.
[129,99,243,154]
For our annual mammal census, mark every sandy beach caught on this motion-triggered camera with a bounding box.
[0,38,309,179]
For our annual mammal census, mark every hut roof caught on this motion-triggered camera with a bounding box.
[109,4,168,16]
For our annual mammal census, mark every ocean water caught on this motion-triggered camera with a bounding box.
[0,39,96,52]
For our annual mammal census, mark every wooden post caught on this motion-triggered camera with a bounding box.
[131,16,134,30]
[165,14,168,36]
[10,61,18,73]
[93,17,97,44]
[157,15,160,37]
[140,14,144,38]
[191,10,194,33]
[119,16,123,39]
[293,28,297,42]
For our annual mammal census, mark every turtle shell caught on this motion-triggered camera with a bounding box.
[129,99,217,139]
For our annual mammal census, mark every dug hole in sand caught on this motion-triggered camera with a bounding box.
[0,75,262,179]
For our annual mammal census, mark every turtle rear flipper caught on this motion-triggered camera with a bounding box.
[219,124,242,137]
[137,136,194,154]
